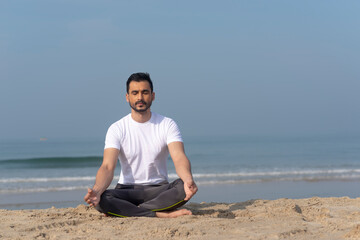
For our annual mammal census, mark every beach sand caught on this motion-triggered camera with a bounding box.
[1,197,360,240]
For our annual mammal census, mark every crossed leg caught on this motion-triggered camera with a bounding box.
[95,179,191,218]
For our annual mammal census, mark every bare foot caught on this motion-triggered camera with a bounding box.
[155,209,192,218]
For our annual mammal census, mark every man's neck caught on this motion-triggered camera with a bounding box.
[131,110,152,123]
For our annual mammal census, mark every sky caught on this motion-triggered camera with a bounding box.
[1,0,360,140]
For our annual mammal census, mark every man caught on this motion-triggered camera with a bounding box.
[84,72,198,218]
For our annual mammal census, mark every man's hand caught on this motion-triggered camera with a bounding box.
[84,148,118,207]
[84,188,101,207]
[184,180,198,201]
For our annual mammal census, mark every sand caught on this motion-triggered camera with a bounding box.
[1,197,360,240]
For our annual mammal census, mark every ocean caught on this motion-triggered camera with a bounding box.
[1,134,360,209]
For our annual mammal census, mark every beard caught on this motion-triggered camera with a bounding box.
[129,100,152,113]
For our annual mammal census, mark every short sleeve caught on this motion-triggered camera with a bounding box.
[166,119,183,144]
[104,123,121,150]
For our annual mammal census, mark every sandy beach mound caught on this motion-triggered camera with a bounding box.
[1,197,360,240]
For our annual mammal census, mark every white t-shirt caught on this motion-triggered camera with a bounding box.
[104,112,183,185]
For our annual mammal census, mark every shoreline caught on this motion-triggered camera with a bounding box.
[2,196,360,239]
[1,180,360,210]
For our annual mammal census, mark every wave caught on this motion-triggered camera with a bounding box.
[2,168,360,184]
[2,174,360,194]
[0,185,89,194]
[169,168,360,179]
[195,175,360,185]
[0,176,95,183]
[2,168,360,194]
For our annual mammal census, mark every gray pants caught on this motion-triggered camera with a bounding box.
[96,178,187,217]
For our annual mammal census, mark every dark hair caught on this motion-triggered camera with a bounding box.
[126,72,153,93]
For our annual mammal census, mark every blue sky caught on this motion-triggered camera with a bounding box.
[1,1,359,140]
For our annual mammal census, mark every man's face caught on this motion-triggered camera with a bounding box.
[126,80,155,113]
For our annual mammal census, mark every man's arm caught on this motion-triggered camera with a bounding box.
[168,141,198,201]
[84,148,119,207]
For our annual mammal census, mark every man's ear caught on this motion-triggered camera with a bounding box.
[152,92,155,101]
[126,93,129,102]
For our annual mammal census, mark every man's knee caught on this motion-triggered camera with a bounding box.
[170,178,186,200]
[95,190,113,213]
[171,178,184,188]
